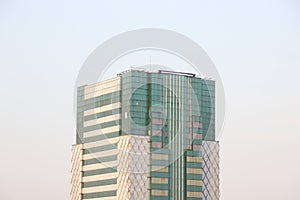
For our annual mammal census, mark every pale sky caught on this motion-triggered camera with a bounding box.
[0,0,299,199]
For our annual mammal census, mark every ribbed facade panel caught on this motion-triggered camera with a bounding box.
[71,144,83,200]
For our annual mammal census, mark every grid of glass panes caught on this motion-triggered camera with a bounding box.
[201,80,215,141]
[121,71,150,135]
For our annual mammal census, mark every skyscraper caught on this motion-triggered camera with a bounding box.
[71,70,220,200]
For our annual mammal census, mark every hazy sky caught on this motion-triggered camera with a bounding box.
[0,0,299,199]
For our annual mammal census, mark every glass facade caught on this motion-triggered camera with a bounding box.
[72,70,219,200]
